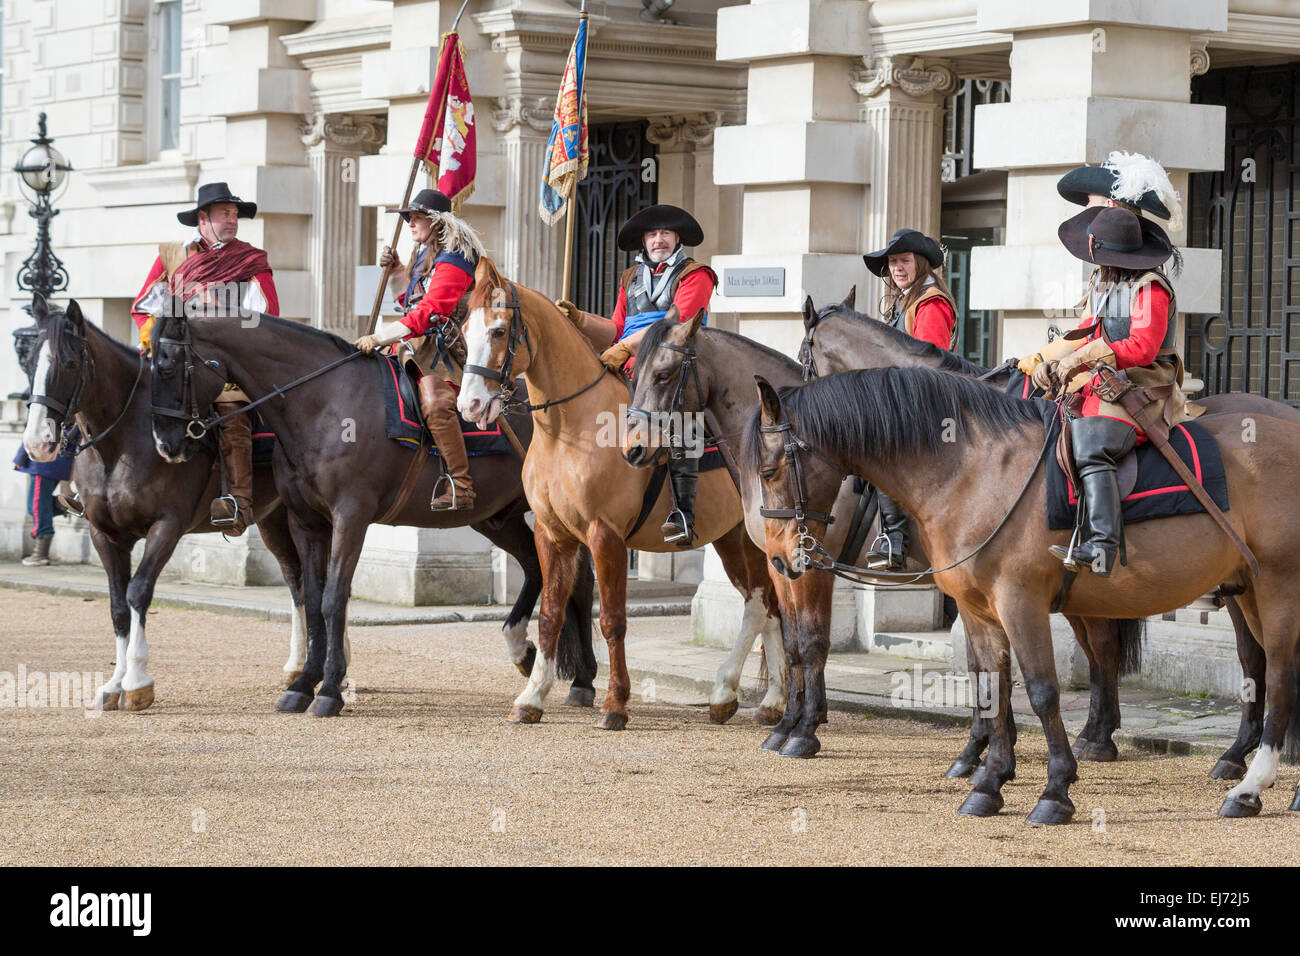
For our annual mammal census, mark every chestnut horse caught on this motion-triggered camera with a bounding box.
[456,257,785,731]
[747,367,1300,821]
[21,296,307,711]
[803,293,1300,780]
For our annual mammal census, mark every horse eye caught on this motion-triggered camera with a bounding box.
[491,328,505,340]
[654,370,672,383]
[760,468,777,482]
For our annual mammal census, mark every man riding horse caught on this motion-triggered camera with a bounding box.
[557,203,718,548]
[354,188,482,511]
[129,182,279,536]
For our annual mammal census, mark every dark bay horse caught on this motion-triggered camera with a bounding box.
[147,308,596,718]
[455,258,785,731]
[21,296,306,710]
[803,294,1300,780]
[747,367,1300,820]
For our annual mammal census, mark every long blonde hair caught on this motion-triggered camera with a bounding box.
[406,210,486,280]
[879,255,955,320]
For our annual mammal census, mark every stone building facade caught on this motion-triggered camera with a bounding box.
[1,0,1297,696]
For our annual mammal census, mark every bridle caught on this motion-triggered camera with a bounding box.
[759,405,1057,585]
[30,326,146,457]
[465,280,609,414]
[796,302,842,382]
[626,338,709,457]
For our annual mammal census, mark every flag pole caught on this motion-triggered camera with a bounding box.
[558,2,587,304]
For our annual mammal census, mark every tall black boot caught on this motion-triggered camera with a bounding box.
[661,451,700,548]
[1049,416,1136,576]
[865,492,909,570]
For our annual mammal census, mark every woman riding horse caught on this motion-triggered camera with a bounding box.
[354,188,480,511]
[861,228,957,571]
[1021,205,1196,577]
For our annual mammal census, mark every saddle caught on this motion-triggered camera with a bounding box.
[1054,395,1139,498]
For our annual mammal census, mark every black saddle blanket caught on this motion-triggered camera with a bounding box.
[378,354,513,457]
[1043,406,1229,531]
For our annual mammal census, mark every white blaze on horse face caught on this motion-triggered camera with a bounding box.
[457,306,505,429]
[23,343,59,462]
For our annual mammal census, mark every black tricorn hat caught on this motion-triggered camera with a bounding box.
[1059,206,1173,270]
[862,228,944,277]
[616,204,704,252]
[1057,165,1173,221]
[397,188,453,222]
[177,182,257,227]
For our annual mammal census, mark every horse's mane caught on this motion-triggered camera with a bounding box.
[156,309,354,357]
[741,366,1042,472]
[818,303,989,377]
[43,304,139,365]
[632,319,800,376]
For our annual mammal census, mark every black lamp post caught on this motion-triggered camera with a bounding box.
[9,111,72,401]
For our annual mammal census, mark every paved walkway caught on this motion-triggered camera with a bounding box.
[0,560,1246,759]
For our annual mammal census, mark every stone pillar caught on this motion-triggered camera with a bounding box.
[301,113,385,339]
[492,95,564,293]
[647,112,742,274]
[969,1,1229,360]
[853,55,956,313]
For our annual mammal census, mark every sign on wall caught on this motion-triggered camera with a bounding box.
[723,267,785,297]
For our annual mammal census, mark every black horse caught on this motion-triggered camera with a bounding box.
[21,295,306,709]
[147,307,596,717]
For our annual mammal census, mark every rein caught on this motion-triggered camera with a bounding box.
[764,406,1058,586]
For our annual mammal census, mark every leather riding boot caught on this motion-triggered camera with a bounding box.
[210,403,253,536]
[1049,416,1137,576]
[661,451,700,548]
[419,374,475,511]
[22,534,52,567]
[865,492,909,570]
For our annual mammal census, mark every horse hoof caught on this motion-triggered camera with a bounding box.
[594,711,628,731]
[516,644,537,678]
[944,758,980,779]
[306,695,343,718]
[753,705,783,726]
[508,705,543,724]
[1077,741,1119,763]
[1218,793,1262,818]
[958,791,1004,817]
[276,691,313,713]
[122,684,155,712]
[760,730,789,752]
[564,686,595,708]
[1026,799,1075,826]
[779,736,820,759]
[708,699,739,724]
[281,670,301,690]
[97,690,120,712]
[1289,792,1300,813]
[1209,759,1247,781]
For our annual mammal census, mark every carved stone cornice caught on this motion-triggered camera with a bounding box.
[646,112,719,151]
[491,95,554,134]
[300,112,386,150]
[1190,42,1210,78]
[851,55,958,101]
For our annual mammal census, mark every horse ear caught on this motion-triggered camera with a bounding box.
[755,375,782,426]
[30,292,48,323]
[841,286,856,310]
[65,299,86,331]
[475,254,502,289]
[802,296,817,331]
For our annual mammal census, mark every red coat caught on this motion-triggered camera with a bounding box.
[611,267,714,341]
[1076,281,1172,422]
[911,297,956,352]
[398,257,475,338]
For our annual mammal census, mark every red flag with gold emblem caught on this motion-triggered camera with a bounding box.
[414,32,476,209]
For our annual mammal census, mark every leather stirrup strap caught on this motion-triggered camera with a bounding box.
[377,431,430,525]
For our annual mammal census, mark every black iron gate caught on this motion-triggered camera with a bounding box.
[1189,64,1300,406]
[570,121,657,316]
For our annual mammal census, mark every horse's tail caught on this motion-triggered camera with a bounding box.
[1117,618,1144,677]
[1284,689,1300,765]
[556,545,597,684]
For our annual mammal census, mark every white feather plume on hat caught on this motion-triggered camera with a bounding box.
[1104,150,1183,233]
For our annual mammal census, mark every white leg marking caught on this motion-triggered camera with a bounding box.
[284,604,306,673]
[121,608,153,692]
[1227,744,1280,802]
[513,652,556,711]
[97,635,128,700]
[502,618,530,665]
[711,588,766,707]
[758,615,787,713]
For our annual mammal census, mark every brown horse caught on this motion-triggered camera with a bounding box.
[456,258,785,730]
[803,292,1300,780]
[746,367,1300,821]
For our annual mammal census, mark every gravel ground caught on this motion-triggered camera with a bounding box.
[1,590,1297,866]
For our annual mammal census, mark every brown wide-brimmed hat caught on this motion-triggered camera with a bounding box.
[862,228,944,277]
[616,204,704,252]
[177,182,257,227]
[1058,206,1173,270]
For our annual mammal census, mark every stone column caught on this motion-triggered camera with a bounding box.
[492,95,564,294]
[853,55,956,313]
[647,112,742,275]
[301,113,385,339]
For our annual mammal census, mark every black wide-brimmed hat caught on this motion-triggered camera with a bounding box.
[177,182,257,227]
[1059,206,1173,270]
[862,228,944,277]
[397,188,453,222]
[1057,165,1173,221]
[616,204,703,252]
